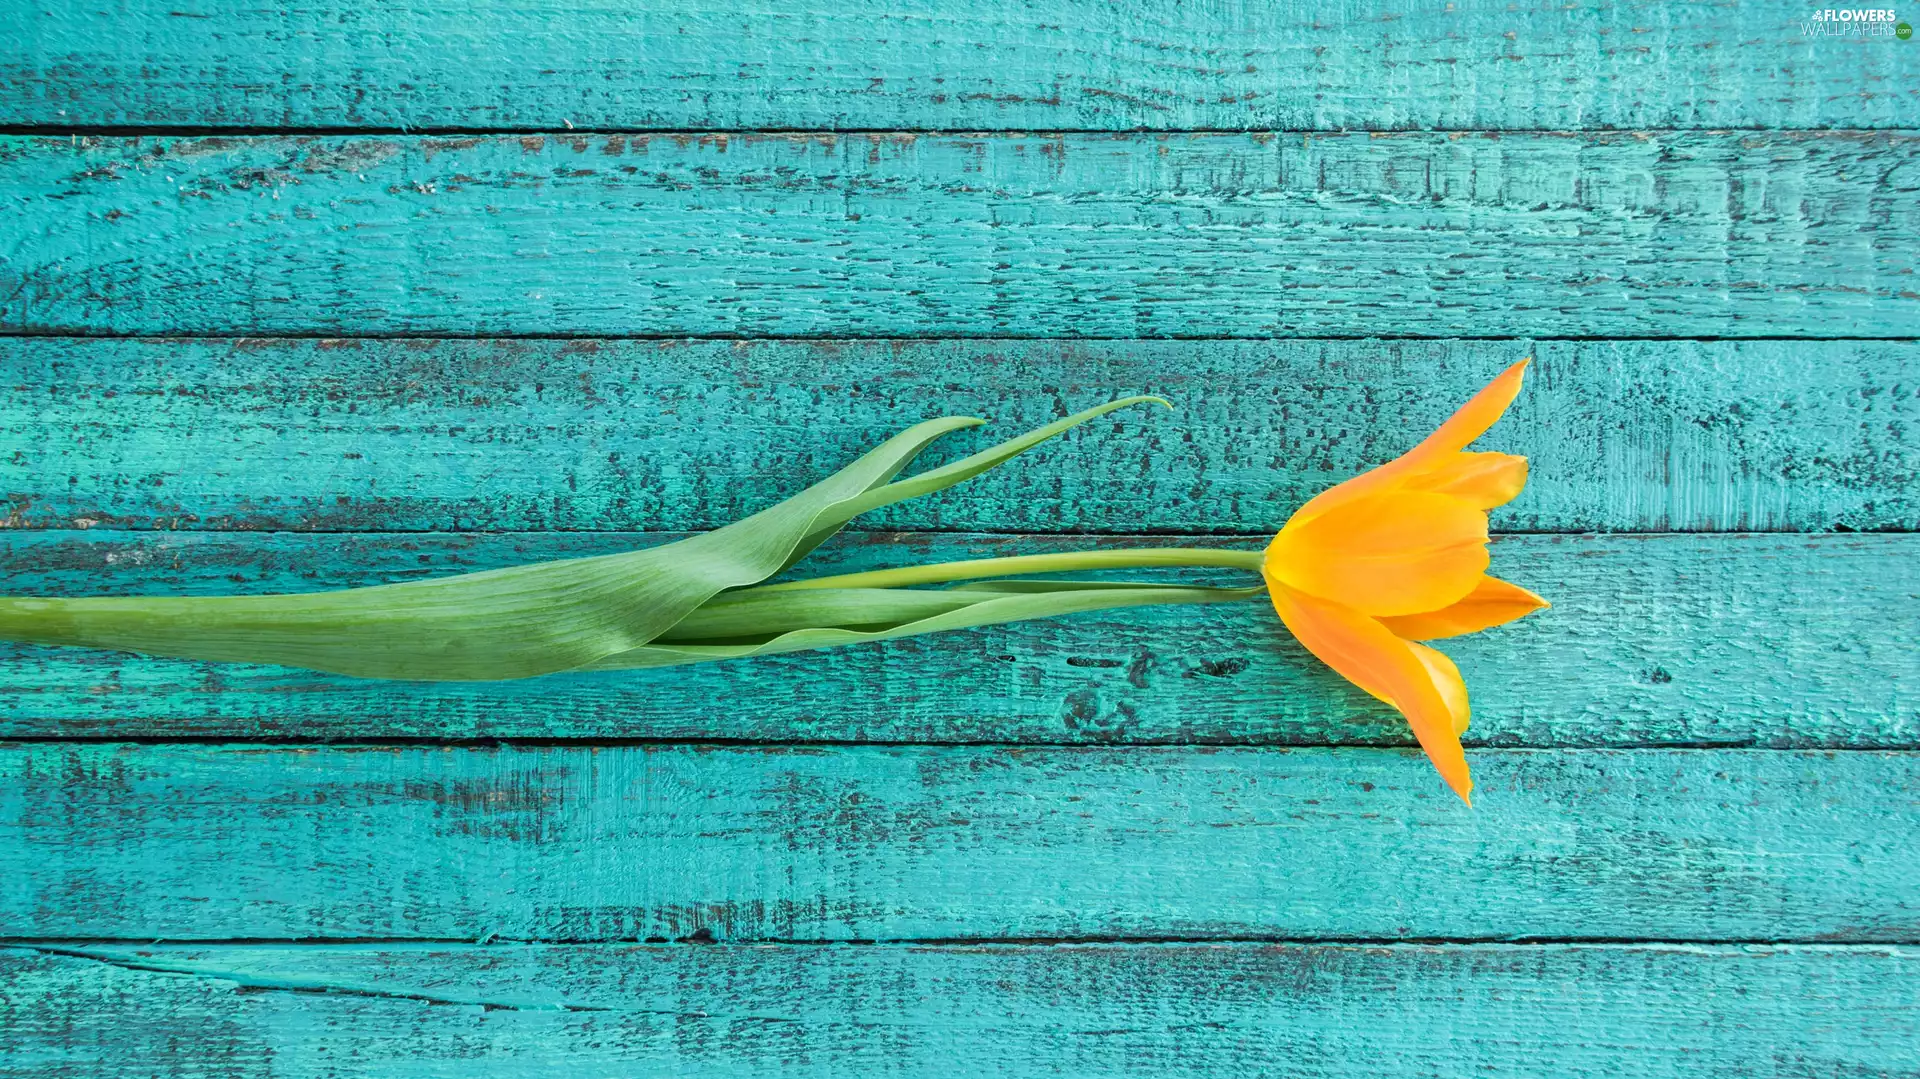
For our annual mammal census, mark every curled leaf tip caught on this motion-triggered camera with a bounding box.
[1089,393,1173,413]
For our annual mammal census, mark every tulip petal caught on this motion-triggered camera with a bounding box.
[1403,452,1529,511]
[1408,642,1471,735]
[1379,575,1549,640]
[1398,358,1531,468]
[1267,584,1474,803]
[1266,491,1489,617]
[1289,359,1530,525]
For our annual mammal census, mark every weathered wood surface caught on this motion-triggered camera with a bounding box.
[6,1,1915,1071]
[7,337,1914,534]
[4,132,1915,338]
[3,743,1914,941]
[3,1,1915,133]
[1,531,1912,748]
[4,943,1916,1078]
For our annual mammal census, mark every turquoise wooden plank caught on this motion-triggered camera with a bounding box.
[0,531,1912,749]
[3,743,1914,941]
[5,337,1912,533]
[3,132,1914,338]
[4,943,1915,1078]
[3,1,1914,132]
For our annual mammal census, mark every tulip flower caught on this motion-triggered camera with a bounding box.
[1261,360,1547,804]
[763,361,1544,802]
[0,365,1544,800]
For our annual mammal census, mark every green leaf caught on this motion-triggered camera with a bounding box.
[0,398,1168,681]
[593,579,1264,670]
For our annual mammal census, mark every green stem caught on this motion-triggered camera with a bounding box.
[762,546,1267,591]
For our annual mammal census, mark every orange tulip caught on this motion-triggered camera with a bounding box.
[1263,360,1548,804]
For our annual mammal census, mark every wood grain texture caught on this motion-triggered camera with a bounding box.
[6,337,1914,534]
[3,742,1915,941]
[1,531,1912,749]
[4,132,1915,338]
[5,2,1915,1070]
[3,1,1915,132]
[4,943,1916,1078]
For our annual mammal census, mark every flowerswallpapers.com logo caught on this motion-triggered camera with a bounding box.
[1801,7,1910,37]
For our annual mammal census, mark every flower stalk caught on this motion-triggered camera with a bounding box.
[761,548,1267,592]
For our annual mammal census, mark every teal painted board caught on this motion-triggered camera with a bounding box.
[4,337,1913,533]
[4,132,1915,338]
[4,943,1916,1078]
[0,532,1912,749]
[3,1,1915,132]
[4,0,1914,1072]
[3,744,1914,941]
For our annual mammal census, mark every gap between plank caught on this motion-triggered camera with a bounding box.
[26,940,1912,1020]
[9,736,1912,750]
[2,526,1911,537]
[9,934,1918,947]
[6,125,1914,138]
[7,733,1912,752]
[3,329,1917,345]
